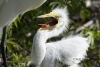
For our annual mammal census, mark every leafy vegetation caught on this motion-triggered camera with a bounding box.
[1,0,100,67]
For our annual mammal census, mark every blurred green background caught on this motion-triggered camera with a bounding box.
[3,0,100,67]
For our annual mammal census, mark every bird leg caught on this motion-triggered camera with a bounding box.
[0,26,7,67]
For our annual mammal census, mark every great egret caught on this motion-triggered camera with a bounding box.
[30,7,89,67]
[0,0,46,67]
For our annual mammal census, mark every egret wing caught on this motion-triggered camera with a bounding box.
[0,0,3,7]
[45,36,89,66]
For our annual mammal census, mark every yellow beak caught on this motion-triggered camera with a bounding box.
[37,13,58,18]
[37,13,60,30]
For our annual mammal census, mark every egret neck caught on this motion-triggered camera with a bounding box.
[30,30,48,66]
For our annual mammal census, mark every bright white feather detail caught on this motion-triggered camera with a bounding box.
[30,8,89,67]
[45,36,89,66]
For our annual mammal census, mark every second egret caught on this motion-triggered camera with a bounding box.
[30,7,89,67]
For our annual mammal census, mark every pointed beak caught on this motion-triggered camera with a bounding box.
[37,13,59,30]
[37,13,58,18]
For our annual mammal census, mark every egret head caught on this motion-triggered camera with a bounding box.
[38,7,69,30]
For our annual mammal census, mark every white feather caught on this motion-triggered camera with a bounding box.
[0,0,46,41]
[30,8,89,67]
[0,0,46,28]
[48,7,69,38]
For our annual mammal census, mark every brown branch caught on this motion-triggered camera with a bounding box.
[75,20,94,33]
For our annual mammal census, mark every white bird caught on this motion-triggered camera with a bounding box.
[30,7,89,67]
[0,0,46,37]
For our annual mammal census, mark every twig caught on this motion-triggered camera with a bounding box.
[75,20,94,33]
[15,44,28,54]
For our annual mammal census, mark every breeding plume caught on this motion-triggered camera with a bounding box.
[30,7,89,67]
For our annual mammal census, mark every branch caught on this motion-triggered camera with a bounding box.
[75,20,94,33]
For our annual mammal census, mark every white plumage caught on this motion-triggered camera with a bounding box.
[0,0,46,28]
[0,0,46,39]
[30,8,89,67]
